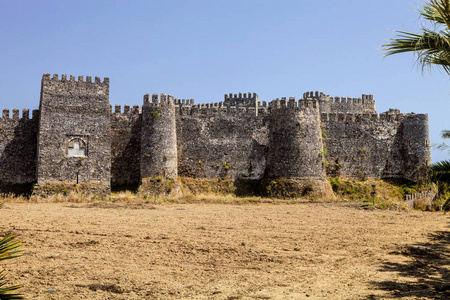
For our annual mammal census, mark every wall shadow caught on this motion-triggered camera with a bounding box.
[111,116,141,187]
[0,116,38,196]
[369,221,450,299]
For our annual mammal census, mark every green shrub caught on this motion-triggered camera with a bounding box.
[150,110,160,118]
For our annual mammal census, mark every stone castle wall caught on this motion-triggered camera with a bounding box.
[175,97,269,181]
[0,109,39,193]
[36,74,111,194]
[110,104,141,186]
[321,109,431,181]
[0,75,433,196]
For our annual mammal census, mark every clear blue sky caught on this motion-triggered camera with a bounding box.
[0,0,449,162]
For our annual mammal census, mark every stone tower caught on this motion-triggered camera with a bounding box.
[401,114,432,181]
[36,74,111,194]
[266,97,333,196]
[140,93,178,179]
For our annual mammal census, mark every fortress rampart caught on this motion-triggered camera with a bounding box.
[0,109,39,193]
[0,75,432,197]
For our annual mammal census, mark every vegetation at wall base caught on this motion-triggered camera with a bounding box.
[431,130,450,210]
[431,159,450,210]
[0,176,441,210]
[329,177,438,210]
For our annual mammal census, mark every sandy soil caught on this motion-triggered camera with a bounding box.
[1,201,450,299]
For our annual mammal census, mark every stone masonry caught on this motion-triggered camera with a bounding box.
[0,74,432,196]
[35,74,111,195]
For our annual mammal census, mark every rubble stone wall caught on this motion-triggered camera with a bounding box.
[0,109,39,193]
[36,74,111,191]
[111,104,141,186]
[0,77,432,197]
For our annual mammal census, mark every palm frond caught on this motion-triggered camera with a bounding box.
[384,29,450,74]
[0,271,23,299]
[0,234,22,262]
[383,0,450,74]
[435,142,450,152]
[431,160,450,182]
[421,0,450,27]
[0,234,23,299]
[443,195,450,210]
[0,194,23,299]
[442,129,450,138]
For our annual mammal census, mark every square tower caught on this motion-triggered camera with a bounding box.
[36,74,111,194]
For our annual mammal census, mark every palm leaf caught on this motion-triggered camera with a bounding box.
[435,142,449,152]
[431,160,450,182]
[384,29,450,74]
[441,129,450,138]
[0,271,23,299]
[383,0,450,74]
[0,199,23,299]
[443,196,450,210]
[0,234,23,299]
[0,235,22,262]
[421,0,450,26]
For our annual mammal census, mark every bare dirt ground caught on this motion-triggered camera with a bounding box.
[1,201,450,299]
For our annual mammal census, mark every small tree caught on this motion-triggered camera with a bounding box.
[431,131,450,208]
[384,0,450,208]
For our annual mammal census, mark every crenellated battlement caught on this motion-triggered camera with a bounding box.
[175,101,269,118]
[269,97,319,110]
[301,91,373,103]
[1,108,39,121]
[301,90,376,114]
[143,93,177,107]
[175,98,195,105]
[111,104,141,114]
[302,91,326,99]
[169,94,324,118]
[224,92,258,107]
[42,73,109,84]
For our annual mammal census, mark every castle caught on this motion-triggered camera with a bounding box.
[0,73,431,197]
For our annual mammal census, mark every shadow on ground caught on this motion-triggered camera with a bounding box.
[370,221,450,299]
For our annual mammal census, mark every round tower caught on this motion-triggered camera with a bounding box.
[401,113,431,182]
[140,93,178,180]
[265,97,333,198]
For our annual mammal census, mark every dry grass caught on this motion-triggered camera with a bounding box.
[413,197,429,210]
[0,177,438,211]
[0,193,29,203]
[0,192,100,204]
[169,193,276,204]
[0,191,315,206]
[111,190,140,202]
